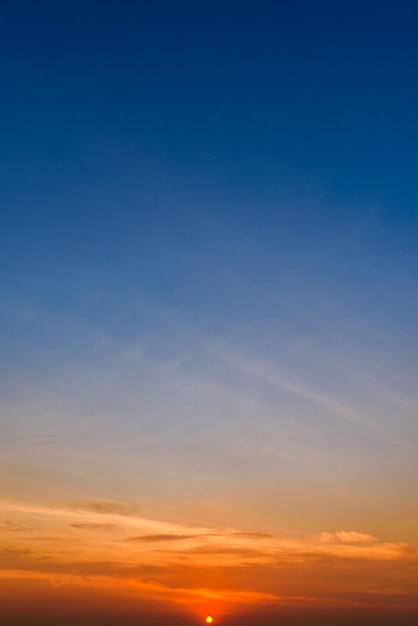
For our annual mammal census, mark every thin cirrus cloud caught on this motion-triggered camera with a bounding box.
[316,531,377,543]
[2,321,418,542]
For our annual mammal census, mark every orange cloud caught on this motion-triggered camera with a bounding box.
[316,531,377,543]
[1,498,417,613]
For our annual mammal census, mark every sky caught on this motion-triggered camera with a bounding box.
[1,0,418,624]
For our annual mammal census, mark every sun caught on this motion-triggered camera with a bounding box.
[205,617,214,624]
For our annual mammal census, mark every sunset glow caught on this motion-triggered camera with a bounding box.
[205,617,214,624]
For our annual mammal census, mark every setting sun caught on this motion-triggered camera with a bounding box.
[205,617,214,624]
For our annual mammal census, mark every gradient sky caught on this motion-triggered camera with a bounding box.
[1,1,418,624]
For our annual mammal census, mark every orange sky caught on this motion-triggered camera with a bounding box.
[2,497,418,624]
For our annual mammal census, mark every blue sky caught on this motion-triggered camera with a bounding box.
[1,1,418,620]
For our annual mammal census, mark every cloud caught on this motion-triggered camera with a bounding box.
[79,501,141,516]
[71,522,117,530]
[315,531,377,544]
[0,497,417,617]
[226,352,385,433]
[1,520,41,532]
[231,531,273,539]
[127,534,198,543]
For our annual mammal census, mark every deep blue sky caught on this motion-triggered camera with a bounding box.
[1,0,417,373]
[2,0,418,310]
[2,0,418,206]
[2,0,418,199]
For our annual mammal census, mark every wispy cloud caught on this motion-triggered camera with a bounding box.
[1,499,417,609]
[127,534,199,543]
[224,351,388,434]
[315,531,377,543]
